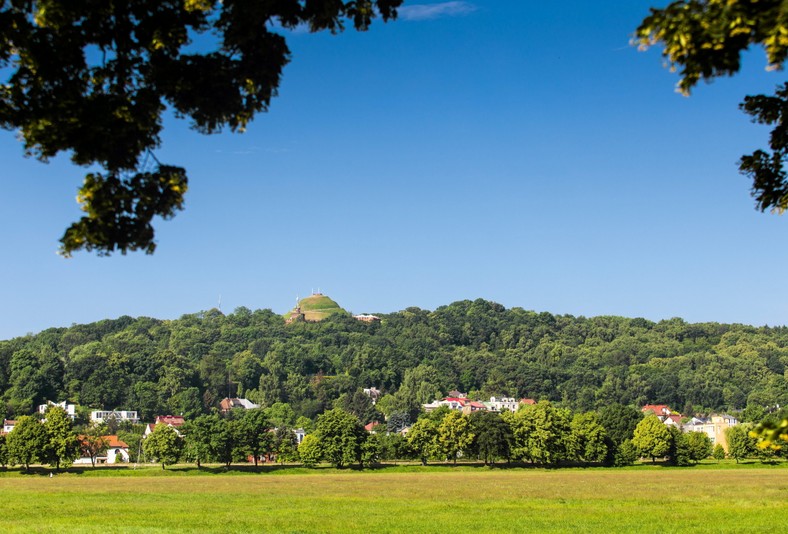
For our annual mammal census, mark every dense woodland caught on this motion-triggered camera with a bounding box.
[1,299,787,424]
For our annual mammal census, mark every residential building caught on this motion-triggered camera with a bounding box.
[641,404,683,427]
[683,414,739,452]
[219,398,260,413]
[90,410,139,424]
[38,401,77,420]
[423,397,486,414]
[484,397,519,413]
[364,421,382,433]
[74,435,130,465]
[2,419,15,434]
[144,415,186,437]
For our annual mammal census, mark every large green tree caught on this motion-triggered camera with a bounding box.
[469,410,513,465]
[598,404,643,445]
[637,1,788,211]
[181,415,216,468]
[143,423,183,469]
[42,406,80,470]
[314,408,366,468]
[726,424,757,463]
[406,417,439,466]
[685,431,713,464]
[510,401,572,465]
[632,415,672,463]
[6,415,47,471]
[435,410,473,465]
[568,412,608,464]
[234,409,272,467]
[0,0,402,256]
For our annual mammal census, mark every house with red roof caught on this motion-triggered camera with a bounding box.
[2,419,16,434]
[144,415,186,437]
[364,421,382,433]
[641,405,684,428]
[423,397,487,415]
[74,435,130,465]
[641,404,673,417]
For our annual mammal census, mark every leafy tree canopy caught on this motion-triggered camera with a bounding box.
[636,1,788,211]
[0,0,402,256]
[632,414,672,463]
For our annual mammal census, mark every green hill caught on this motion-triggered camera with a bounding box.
[286,294,346,322]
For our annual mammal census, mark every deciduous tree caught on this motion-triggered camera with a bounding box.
[234,409,272,466]
[726,424,757,463]
[511,401,572,465]
[686,431,713,464]
[314,408,366,468]
[636,1,788,211]
[406,417,438,466]
[632,415,672,463]
[0,433,9,468]
[436,410,473,465]
[42,406,80,470]
[598,404,643,445]
[6,415,47,471]
[0,0,403,255]
[568,412,608,464]
[469,410,513,465]
[80,424,109,468]
[297,434,322,468]
[182,415,216,468]
[143,423,183,469]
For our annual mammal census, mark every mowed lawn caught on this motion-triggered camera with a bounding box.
[1,467,786,532]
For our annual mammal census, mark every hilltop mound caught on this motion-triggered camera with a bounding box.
[285,294,346,322]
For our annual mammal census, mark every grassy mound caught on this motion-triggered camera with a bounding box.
[286,294,346,322]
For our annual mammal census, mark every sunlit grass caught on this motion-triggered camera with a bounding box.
[1,464,786,532]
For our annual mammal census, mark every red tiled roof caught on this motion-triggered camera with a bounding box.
[519,398,536,405]
[364,422,381,432]
[154,415,185,426]
[103,435,128,448]
[642,404,672,416]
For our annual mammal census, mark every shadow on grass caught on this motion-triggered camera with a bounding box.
[3,458,785,477]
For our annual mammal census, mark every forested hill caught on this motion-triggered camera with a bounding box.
[1,299,786,423]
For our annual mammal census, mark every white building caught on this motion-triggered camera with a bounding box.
[38,401,77,420]
[484,397,519,412]
[90,410,139,424]
[74,435,130,465]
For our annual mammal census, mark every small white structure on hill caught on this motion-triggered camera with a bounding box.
[39,401,77,420]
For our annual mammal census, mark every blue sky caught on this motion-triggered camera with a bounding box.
[2,1,788,339]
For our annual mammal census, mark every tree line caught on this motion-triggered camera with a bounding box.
[2,402,781,472]
[1,300,787,428]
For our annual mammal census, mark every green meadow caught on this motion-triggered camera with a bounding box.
[1,464,786,532]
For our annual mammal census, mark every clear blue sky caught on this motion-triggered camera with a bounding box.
[2,1,787,340]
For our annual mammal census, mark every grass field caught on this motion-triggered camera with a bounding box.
[1,464,786,532]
